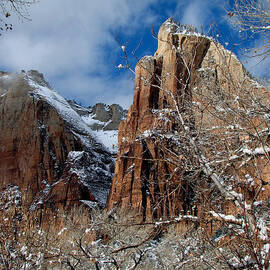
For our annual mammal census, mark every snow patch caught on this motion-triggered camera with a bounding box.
[80,200,99,209]
[81,114,104,126]
[91,130,118,153]
[26,75,100,150]
[241,146,270,155]
[209,211,240,223]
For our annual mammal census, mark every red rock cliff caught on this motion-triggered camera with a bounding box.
[107,18,270,222]
[0,70,113,220]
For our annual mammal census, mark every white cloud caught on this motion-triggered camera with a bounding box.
[0,0,158,108]
[4,0,258,109]
[54,71,134,109]
[174,0,224,31]
[241,50,270,79]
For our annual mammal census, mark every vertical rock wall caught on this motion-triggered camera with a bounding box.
[107,18,270,222]
[0,71,114,227]
[107,19,211,220]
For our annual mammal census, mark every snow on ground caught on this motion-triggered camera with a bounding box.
[241,146,270,155]
[0,185,22,210]
[209,211,241,223]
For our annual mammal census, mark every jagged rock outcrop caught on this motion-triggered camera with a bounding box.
[67,101,126,154]
[68,101,127,131]
[0,70,114,224]
[107,18,270,223]
[86,103,128,131]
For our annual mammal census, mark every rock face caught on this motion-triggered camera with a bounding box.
[107,18,270,222]
[86,103,128,131]
[67,101,127,155]
[0,70,114,221]
[68,100,128,130]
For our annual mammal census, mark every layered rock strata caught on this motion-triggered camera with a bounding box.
[68,101,127,131]
[0,70,114,224]
[107,18,270,223]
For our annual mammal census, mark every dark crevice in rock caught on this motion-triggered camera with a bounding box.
[152,164,161,219]
[173,34,180,48]
[198,41,211,68]
[130,169,135,206]
[163,162,170,218]
[141,140,155,221]
[180,36,186,50]
[150,59,162,109]
[61,138,68,161]
[108,19,251,223]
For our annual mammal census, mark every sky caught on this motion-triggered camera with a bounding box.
[0,0,269,109]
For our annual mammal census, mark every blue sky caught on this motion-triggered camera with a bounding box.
[0,0,269,108]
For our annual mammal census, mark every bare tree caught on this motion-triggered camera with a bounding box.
[0,15,269,269]
[0,0,37,34]
[113,19,270,269]
[231,0,270,60]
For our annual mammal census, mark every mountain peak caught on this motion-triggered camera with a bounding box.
[0,70,117,218]
[26,69,51,88]
[160,17,199,35]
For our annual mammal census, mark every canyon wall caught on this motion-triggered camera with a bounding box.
[0,70,115,227]
[107,18,270,223]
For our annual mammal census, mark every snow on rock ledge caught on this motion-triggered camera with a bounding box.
[0,70,116,215]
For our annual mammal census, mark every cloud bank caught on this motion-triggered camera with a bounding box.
[0,0,158,108]
[0,0,267,108]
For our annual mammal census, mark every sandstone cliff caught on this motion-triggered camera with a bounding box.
[107,18,270,223]
[0,70,115,222]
